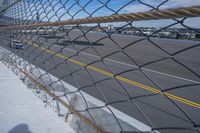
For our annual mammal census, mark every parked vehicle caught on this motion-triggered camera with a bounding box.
[10,40,24,50]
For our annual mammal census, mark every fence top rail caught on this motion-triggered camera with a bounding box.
[1,5,200,29]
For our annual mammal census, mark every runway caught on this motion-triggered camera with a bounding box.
[3,30,200,133]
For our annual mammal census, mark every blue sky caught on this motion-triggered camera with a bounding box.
[5,0,200,28]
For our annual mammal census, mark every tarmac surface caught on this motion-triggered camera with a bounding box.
[2,30,200,133]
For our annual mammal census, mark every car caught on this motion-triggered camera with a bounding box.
[10,40,24,50]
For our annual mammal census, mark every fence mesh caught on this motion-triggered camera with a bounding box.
[0,0,200,133]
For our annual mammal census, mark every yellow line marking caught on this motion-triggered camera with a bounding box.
[24,40,200,109]
[164,93,200,108]
[115,76,161,94]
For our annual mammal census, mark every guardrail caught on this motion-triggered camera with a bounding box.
[0,0,200,133]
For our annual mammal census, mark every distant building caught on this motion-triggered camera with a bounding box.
[108,24,114,31]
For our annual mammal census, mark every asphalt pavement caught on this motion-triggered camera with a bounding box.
[2,30,200,133]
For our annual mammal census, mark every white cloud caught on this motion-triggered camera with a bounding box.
[170,0,200,7]
[123,0,200,13]
[122,0,200,28]
[123,4,152,13]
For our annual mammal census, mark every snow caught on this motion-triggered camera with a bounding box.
[0,62,75,133]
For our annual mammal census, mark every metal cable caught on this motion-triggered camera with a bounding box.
[0,0,200,133]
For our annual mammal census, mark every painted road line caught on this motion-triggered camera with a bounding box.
[24,40,200,109]
[54,44,200,84]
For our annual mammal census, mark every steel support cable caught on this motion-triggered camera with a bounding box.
[1,6,200,29]
[1,1,200,132]
[4,57,105,133]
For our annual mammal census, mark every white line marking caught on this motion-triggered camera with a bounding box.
[5,49,155,132]
[55,45,200,84]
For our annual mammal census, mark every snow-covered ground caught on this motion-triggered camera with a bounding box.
[0,61,75,133]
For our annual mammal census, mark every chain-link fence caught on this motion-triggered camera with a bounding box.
[0,0,200,133]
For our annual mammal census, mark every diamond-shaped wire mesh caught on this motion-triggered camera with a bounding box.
[0,0,200,133]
